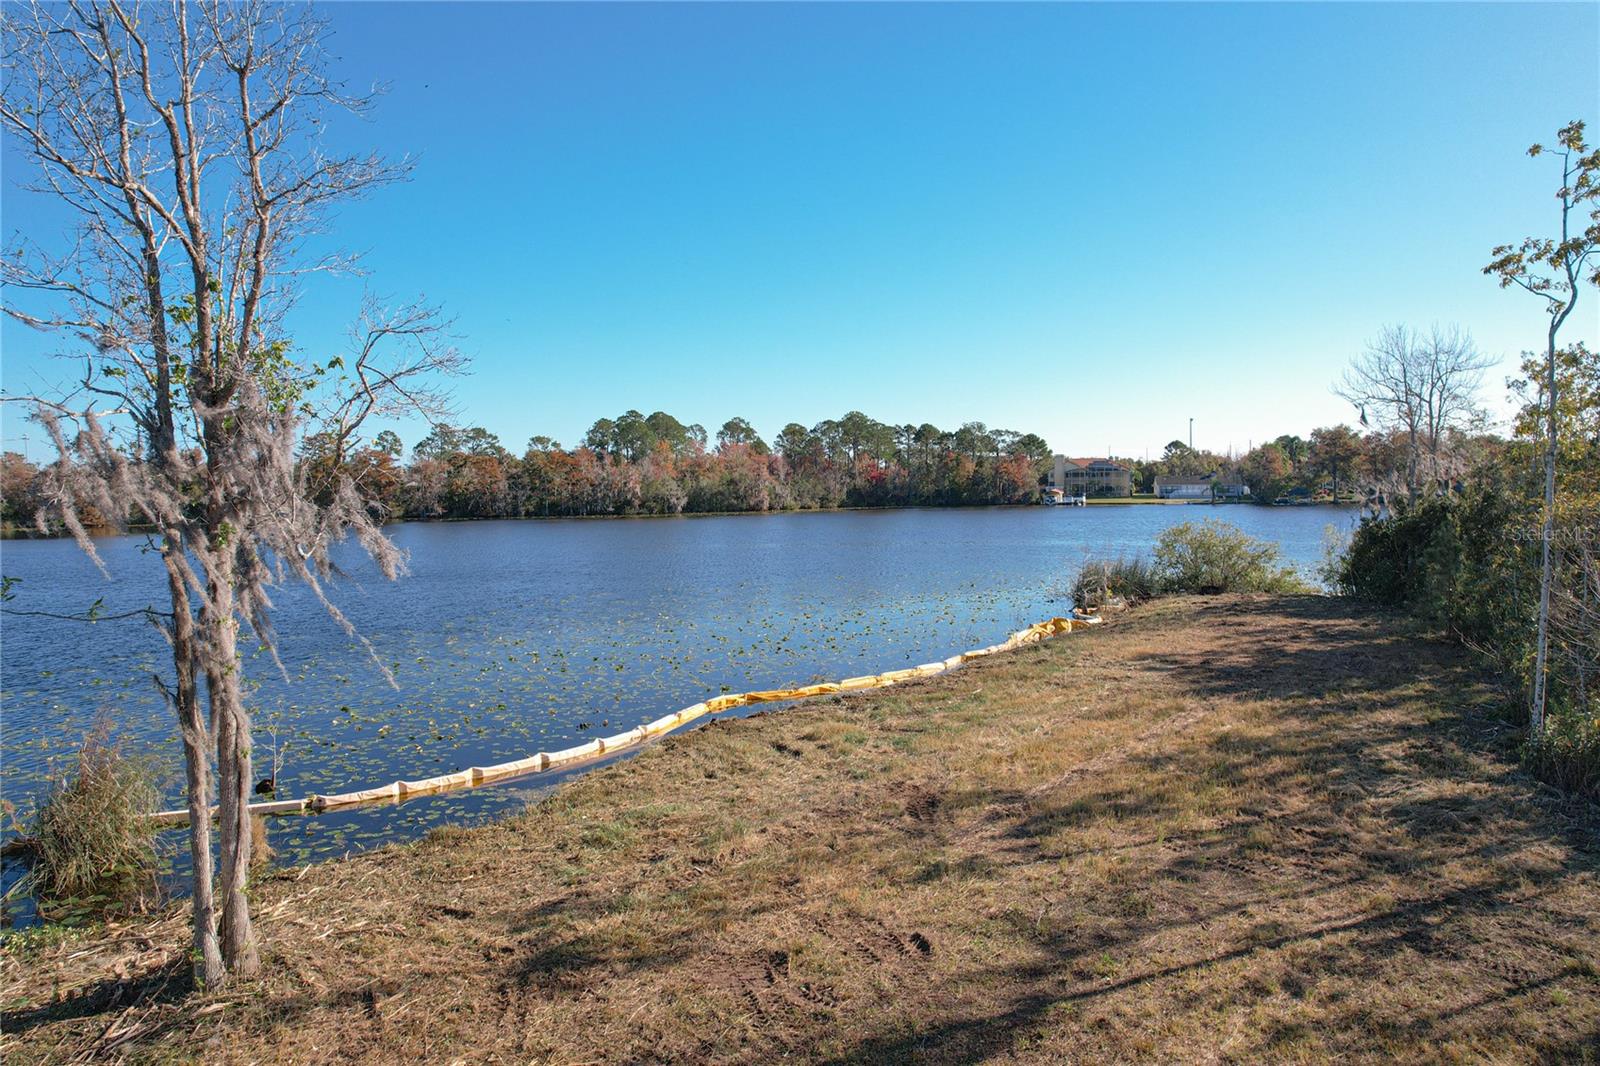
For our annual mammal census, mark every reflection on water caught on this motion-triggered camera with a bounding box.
[1,505,1355,880]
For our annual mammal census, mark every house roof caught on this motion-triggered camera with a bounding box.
[1154,474,1244,486]
[1060,456,1129,470]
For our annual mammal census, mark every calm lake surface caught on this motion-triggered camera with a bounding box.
[0,505,1355,891]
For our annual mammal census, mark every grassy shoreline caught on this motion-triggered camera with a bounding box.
[4,595,1596,1063]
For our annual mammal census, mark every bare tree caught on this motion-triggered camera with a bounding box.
[1336,324,1492,503]
[1415,324,1494,488]
[1,1,462,984]
[1484,121,1600,735]
[1339,326,1423,502]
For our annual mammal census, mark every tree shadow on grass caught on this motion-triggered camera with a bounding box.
[807,600,1599,1062]
[1,952,193,1037]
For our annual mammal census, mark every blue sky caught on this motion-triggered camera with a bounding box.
[3,2,1597,460]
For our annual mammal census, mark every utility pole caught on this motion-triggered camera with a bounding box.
[1188,418,1193,450]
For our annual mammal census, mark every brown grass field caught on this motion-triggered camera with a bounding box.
[3,594,1598,1064]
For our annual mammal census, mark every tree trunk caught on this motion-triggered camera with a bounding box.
[1530,334,1558,734]
[163,544,223,987]
[204,568,260,977]
[1405,425,1420,505]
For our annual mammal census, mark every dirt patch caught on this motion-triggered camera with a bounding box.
[3,595,1597,1063]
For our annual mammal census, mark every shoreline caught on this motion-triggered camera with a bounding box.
[143,616,1090,828]
[0,498,1362,541]
[4,594,1594,1063]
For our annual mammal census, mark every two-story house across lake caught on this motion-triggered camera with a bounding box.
[1049,456,1133,498]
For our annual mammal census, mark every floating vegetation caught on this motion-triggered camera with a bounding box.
[2,507,1351,884]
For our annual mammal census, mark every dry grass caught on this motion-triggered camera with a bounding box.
[3,595,1597,1064]
[20,720,164,922]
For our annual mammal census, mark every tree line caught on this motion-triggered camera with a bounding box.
[2,412,1054,529]
[299,411,1052,518]
[3,411,1508,532]
[1122,423,1480,503]
[4,411,1493,533]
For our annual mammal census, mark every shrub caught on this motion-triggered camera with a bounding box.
[1523,712,1600,801]
[1151,520,1311,595]
[1071,556,1158,608]
[1329,491,1536,641]
[1071,521,1310,608]
[27,720,164,920]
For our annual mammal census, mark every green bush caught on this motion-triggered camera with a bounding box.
[1072,521,1310,608]
[26,721,164,921]
[1328,488,1558,693]
[1522,712,1600,801]
[1330,490,1537,647]
[1331,502,1451,607]
[1150,520,1311,595]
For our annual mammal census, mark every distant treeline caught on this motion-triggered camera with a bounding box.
[1136,425,1504,503]
[1,410,1496,530]
[2,412,1050,528]
[376,413,1049,517]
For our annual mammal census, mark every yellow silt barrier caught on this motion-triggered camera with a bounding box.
[146,614,1091,826]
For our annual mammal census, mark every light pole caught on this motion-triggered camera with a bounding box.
[1188,418,1193,450]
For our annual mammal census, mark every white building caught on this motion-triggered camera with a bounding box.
[1153,474,1250,499]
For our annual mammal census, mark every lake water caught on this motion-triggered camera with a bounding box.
[0,504,1355,897]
